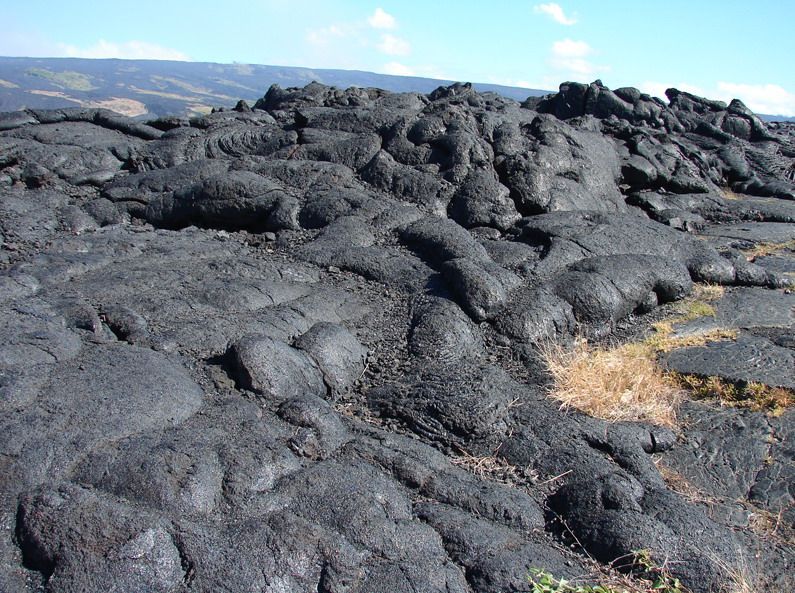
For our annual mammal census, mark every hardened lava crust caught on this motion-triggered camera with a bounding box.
[0,80,793,592]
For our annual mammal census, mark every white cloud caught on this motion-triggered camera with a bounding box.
[368,7,397,29]
[551,38,591,58]
[306,25,349,45]
[59,40,190,61]
[534,3,577,25]
[716,82,795,116]
[377,34,411,56]
[638,81,795,116]
[382,62,415,76]
[548,38,605,79]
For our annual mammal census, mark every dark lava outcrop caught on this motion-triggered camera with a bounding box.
[0,79,793,593]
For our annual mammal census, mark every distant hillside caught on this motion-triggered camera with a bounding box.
[759,113,795,123]
[0,57,549,118]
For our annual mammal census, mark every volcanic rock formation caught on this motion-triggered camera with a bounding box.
[0,79,793,592]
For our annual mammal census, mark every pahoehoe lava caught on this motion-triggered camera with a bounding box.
[0,79,793,592]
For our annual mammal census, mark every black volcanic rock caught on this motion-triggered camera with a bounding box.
[0,80,794,593]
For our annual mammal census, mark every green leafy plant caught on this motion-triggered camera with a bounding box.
[529,550,688,593]
[632,549,686,592]
[529,569,624,593]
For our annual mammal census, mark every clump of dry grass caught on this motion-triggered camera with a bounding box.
[691,283,725,302]
[539,339,682,427]
[654,460,719,506]
[741,240,795,261]
[674,374,794,413]
[641,284,737,352]
[720,188,744,201]
[747,506,790,543]
[449,446,539,485]
[707,551,765,593]
[645,326,739,353]
[536,280,792,426]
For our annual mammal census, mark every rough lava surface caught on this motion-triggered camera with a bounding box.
[0,79,793,592]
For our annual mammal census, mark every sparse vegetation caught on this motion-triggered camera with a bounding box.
[707,550,765,593]
[720,188,744,201]
[538,283,752,425]
[644,326,738,353]
[449,448,535,485]
[26,68,95,91]
[740,240,795,261]
[690,282,726,302]
[187,103,214,116]
[654,460,719,506]
[643,285,737,352]
[539,338,682,426]
[529,550,689,593]
[673,374,793,413]
[747,505,790,543]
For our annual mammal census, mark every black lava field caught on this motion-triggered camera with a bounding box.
[0,79,793,592]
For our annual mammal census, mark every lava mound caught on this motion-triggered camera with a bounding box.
[0,79,793,592]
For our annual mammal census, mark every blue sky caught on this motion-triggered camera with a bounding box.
[2,0,794,115]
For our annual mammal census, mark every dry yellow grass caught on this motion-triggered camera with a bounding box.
[747,506,790,543]
[89,97,148,117]
[536,281,793,426]
[674,374,793,413]
[645,326,738,353]
[449,450,531,485]
[187,103,213,116]
[707,551,763,593]
[28,91,148,117]
[741,240,795,261]
[691,283,725,302]
[720,188,745,201]
[654,460,719,506]
[644,283,737,353]
[539,339,682,427]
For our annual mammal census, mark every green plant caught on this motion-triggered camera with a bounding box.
[529,569,622,593]
[528,550,688,593]
[632,549,686,592]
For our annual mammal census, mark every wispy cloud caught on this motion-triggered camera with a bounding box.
[59,40,190,61]
[549,38,604,78]
[368,7,397,30]
[716,82,795,116]
[640,81,795,116]
[377,34,411,56]
[534,3,577,25]
[305,8,415,69]
[551,39,591,60]
[306,24,350,46]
